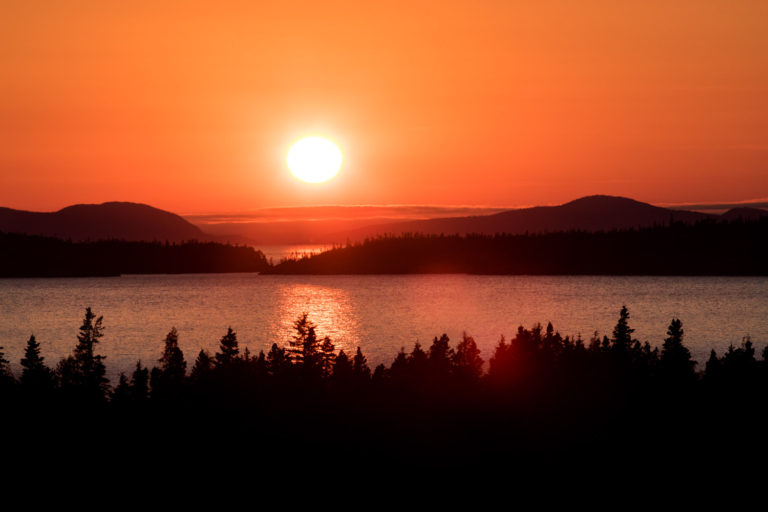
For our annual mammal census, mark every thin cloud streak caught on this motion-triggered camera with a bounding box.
[185,205,512,224]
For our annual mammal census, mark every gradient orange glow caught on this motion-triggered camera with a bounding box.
[1,1,766,213]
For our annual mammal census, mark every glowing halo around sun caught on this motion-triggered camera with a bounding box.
[286,136,343,183]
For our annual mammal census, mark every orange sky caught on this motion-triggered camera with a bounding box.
[1,1,766,214]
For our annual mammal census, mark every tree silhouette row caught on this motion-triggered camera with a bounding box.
[3,306,767,468]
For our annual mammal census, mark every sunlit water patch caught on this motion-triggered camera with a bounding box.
[0,274,766,382]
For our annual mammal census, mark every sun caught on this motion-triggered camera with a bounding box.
[286,136,343,183]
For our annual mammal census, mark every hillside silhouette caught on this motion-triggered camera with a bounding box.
[720,207,768,221]
[194,195,766,245]
[3,196,765,247]
[333,195,718,241]
[0,202,206,242]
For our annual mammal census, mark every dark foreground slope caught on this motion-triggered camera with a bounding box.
[0,232,269,277]
[269,218,768,275]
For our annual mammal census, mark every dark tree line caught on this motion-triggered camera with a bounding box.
[267,217,768,275]
[2,305,767,469]
[3,217,766,278]
[0,232,270,277]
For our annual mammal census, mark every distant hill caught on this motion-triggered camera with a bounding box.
[3,197,765,246]
[333,196,718,241]
[720,207,768,221]
[0,202,206,242]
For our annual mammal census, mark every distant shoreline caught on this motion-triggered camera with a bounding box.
[2,216,767,277]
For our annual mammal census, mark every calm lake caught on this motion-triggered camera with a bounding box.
[1,274,766,381]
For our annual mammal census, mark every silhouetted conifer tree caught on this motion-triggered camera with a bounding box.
[488,335,512,386]
[288,313,322,377]
[57,307,108,402]
[408,342,429,377]
[131,361,150,401]
[543,322,562,355]
[215,327,240,367]
[453,332,484,382]
[20,335,55,395]
[158,327,186,378]
[112,373,131,404]
[266,343,291,377]
[151,328,187,400]
[332,349,353,386]
[389,348,409,383]
[253,350,268,376]
[190,349,214,382]
[352,347,371,382]
[612,305,635,352]
[587,332,602,353]
[320,336,336,378]
[721,337,758,386]
[428,334,454,378]
[372,363,387,383]
[705,349,722,383]
[659,318,695,385]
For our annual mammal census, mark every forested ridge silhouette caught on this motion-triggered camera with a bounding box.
[0,232,270,276]
[2,216,766,277]
[2,306,767,470]
[269,217,768,275]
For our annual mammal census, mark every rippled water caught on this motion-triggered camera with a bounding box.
[1,274,766,381]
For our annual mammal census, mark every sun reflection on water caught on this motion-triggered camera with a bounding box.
[270,283,360,356]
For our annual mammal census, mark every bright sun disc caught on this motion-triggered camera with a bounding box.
[286,137,343,183]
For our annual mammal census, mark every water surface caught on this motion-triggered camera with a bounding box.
[1,274,766,381]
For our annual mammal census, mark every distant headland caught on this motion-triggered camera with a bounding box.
[1,195,766,277]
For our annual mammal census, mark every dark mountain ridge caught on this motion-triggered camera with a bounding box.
[333,195,722,241]
[0,202,205,242]
[1,196,765,245]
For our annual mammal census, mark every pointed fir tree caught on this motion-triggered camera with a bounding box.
[158,327,187,382]
[372,363,387,384]
[428,334,454,378]
[389,347,409,382]
[266,343,291,377]
[659,318,695,384]
[721,336,758,385]
[611,305,635,352]
[352,347,371,382]
[215,327,240,367]
[331,349,353,386]
[152,328,188,400]
[112,373,131,404]
[453,332,484,382]
[190,349,214,382]
[704,349,722,383]
[58,307,109,402]
[409,342,429,375]
[488,335,510,381]
[131,360,150,401]
[252,350,268,379]
[320,336,336,378]
[20,334,55,394]
[288,313,321,373]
